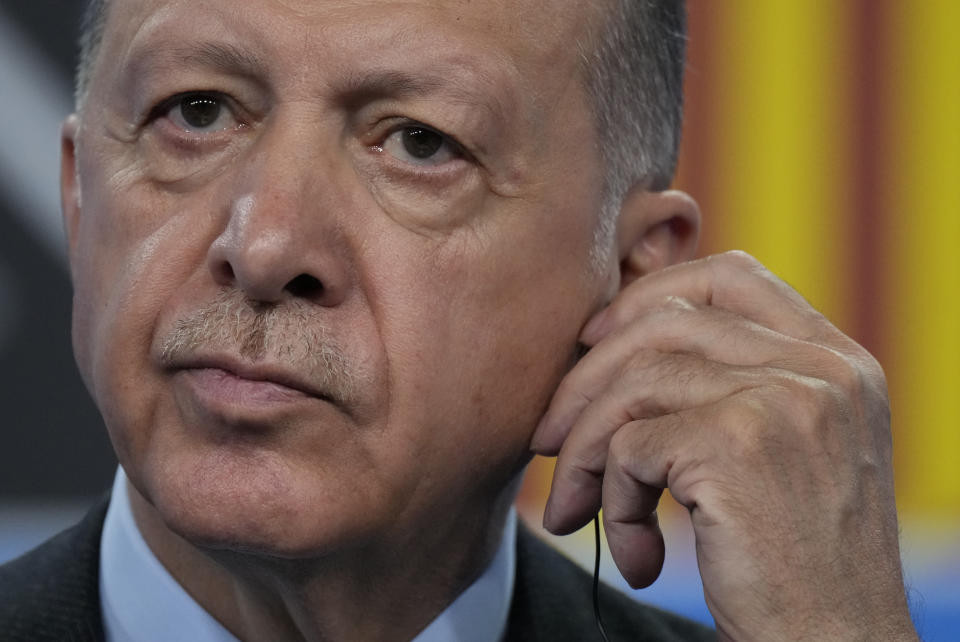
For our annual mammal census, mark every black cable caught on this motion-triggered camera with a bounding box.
[593,515,611,642]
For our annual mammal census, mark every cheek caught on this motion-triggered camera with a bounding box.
[364,212,599,482]
[359,159,487,234]
[71,170,219,454]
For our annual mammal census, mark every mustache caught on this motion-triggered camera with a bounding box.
[159,290,360,406]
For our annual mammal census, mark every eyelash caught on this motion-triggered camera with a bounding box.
[383,120,464,149]
[144,91,245,136]
[142,93,474,179]
[379,119,466,155]
[367,124,472,187]
[149,90,214,117]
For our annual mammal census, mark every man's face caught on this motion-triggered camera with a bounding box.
[64,0,612,555]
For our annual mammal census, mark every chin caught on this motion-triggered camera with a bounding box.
[138,441,384,560]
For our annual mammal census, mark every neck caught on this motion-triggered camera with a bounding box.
[126,477,518,642]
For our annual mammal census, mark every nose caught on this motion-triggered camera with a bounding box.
[206,133,351,307]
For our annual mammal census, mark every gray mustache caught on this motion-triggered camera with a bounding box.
[159,290,360,406]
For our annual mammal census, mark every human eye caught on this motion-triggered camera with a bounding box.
[376,122,464,167]
[152,91,244,135]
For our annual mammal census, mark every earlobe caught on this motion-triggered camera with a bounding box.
[60,114,82,267]
[616,187,701,289]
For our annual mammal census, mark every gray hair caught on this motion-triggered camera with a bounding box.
[581,0,686,260]
[74,0,109,111]
[74,0,686,258]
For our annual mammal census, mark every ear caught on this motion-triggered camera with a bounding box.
[616,187,700,290]
[60,114,82,270]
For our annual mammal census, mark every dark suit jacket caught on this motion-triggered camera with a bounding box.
[0,497,714,641]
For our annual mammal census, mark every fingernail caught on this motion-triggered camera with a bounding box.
[581,308,609,343]
[542,496,557,531]
[530,415,552,453]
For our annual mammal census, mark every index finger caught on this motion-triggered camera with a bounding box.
[581,251,829,346]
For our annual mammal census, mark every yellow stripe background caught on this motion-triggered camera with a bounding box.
[703,1,853,332]
[887,0,960,518]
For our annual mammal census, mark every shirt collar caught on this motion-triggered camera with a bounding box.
[99,467,516,642]
[99,468,239,642]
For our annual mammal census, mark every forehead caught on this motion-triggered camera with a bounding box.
[99,0,603,90]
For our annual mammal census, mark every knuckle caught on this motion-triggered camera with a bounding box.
[607,428,636,473]
[800,379,843,430]
[618,347,660,379]
[806,346,890,421]
[661,294,695,311]
[645,297,693,327]
[639,298,699,346]
[833,361,865,406]
[817,346,864,394]
[769,374,849,438]
[720,383,808,445]
[706,251,772,303]
[607,424,658,485]
[720,249,760,268]
[616,352,692,421]
[856,351,890,401]
[711,250,764,280]
[565,448,603,481]
[715,395,772,459]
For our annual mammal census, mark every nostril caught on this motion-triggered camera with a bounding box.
[209,259,236,288]
[285,273,324,298]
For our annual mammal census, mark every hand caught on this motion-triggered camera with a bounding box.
[531,251,916,641]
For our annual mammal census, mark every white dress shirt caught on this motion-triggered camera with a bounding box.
[99,468,516,642]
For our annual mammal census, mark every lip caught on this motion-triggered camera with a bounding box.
[170,355,334,412]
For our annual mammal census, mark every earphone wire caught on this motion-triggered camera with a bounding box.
[593,514,611,642]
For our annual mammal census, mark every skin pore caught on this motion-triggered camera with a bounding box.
[62,0,696,640]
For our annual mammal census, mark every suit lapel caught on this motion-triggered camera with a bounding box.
[0,493,109,642]
[504,523,601,642]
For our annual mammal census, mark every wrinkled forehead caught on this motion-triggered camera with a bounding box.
[96,0,605,93]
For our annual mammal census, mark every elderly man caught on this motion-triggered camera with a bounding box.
[0,0,917,640]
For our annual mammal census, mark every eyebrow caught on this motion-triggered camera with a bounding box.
[336,67,509,122]
[127,41,510,123]
[180,42,265,75]
[340,69,446,100]
[131,41,267,80]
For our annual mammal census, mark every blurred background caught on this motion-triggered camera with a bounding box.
[0,1,956,638]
